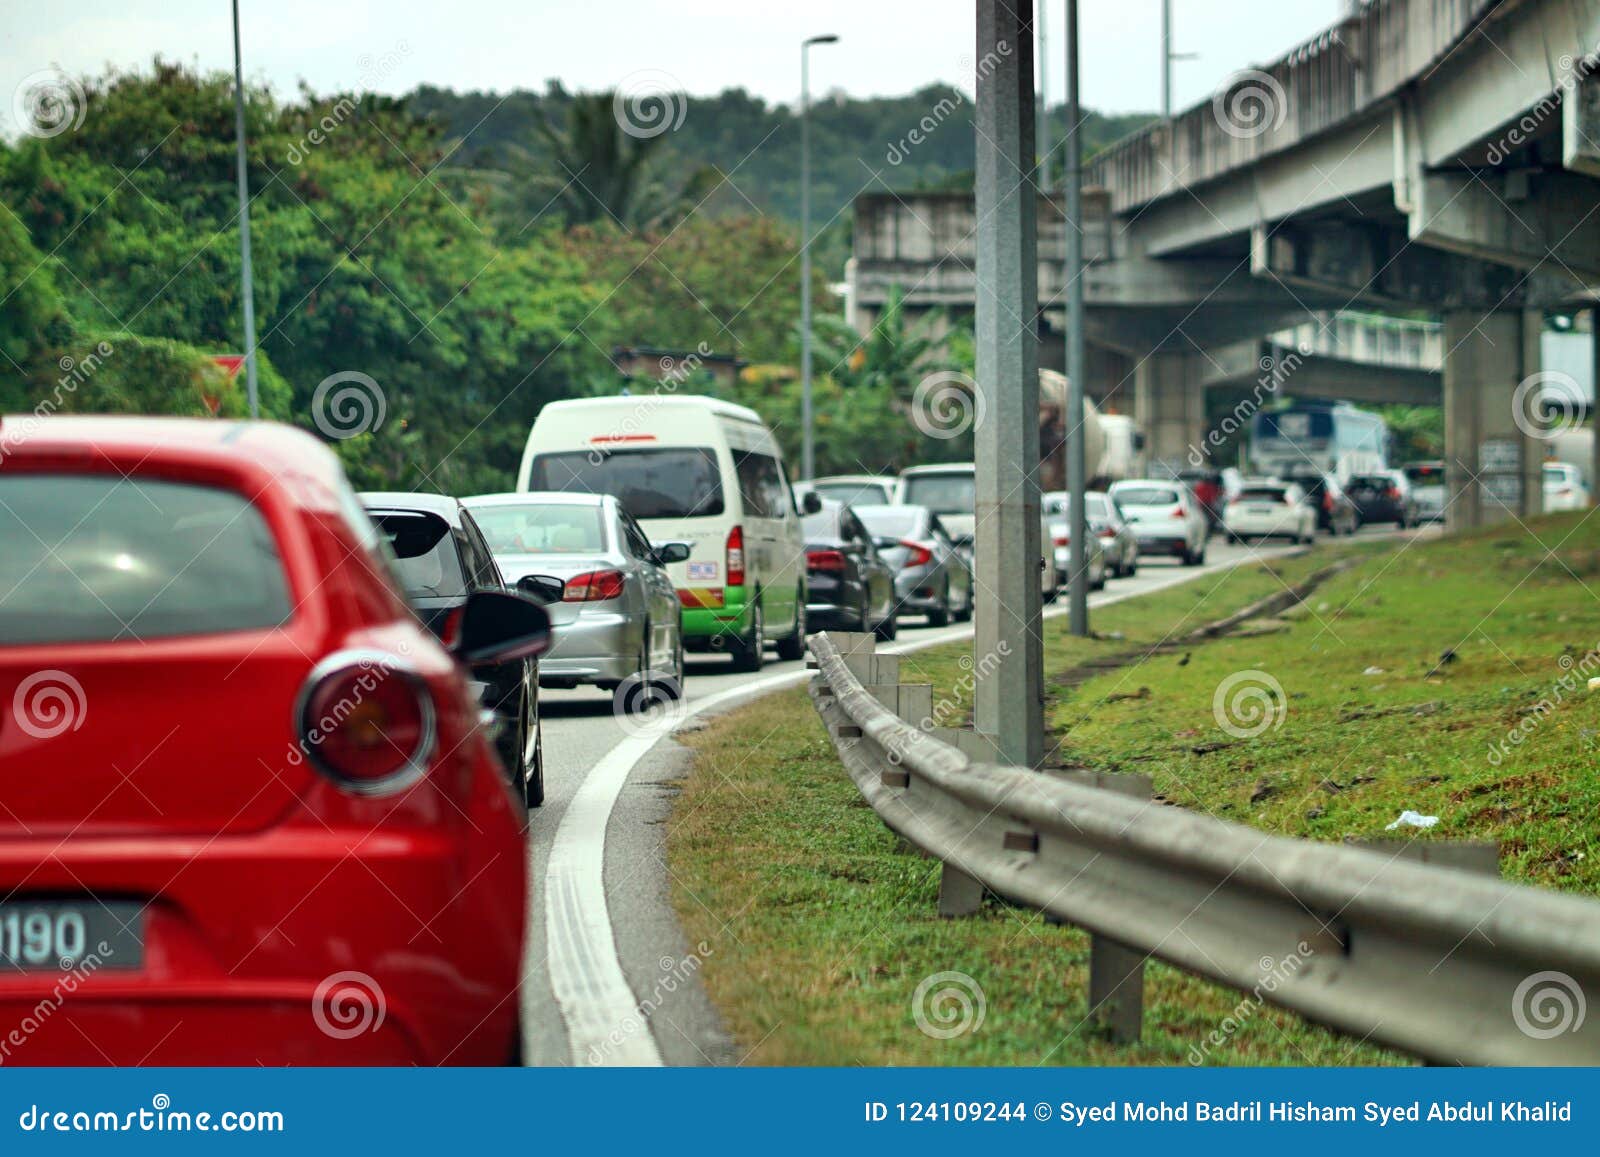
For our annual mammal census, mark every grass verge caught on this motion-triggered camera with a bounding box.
[669,539,1404,1065]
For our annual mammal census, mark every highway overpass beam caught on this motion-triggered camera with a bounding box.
[972,0,1043,769]
[1442,310,1543,531]
[1134,352,1206,475]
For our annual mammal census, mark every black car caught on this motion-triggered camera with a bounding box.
[361,492,563,808]
[1345,471,1417,528]
[1283,472,1360,535]
[801,500,898,641]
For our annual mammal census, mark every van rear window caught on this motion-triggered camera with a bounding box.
[0,475,292,644]
[528,448,724,520]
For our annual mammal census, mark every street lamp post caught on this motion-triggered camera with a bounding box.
[231,0,259,419]
[800,33,839,482]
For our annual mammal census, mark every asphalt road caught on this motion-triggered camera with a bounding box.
[518,526,1424,1065]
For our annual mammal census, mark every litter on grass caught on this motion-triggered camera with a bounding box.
[1384,810,1439,830]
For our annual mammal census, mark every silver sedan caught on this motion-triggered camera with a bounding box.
[464,492,689,699]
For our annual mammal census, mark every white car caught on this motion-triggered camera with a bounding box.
[1223,481,1317,544]
[1108,479,1210,566]
[1543,462,1590,512]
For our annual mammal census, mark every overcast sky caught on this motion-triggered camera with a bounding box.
[1,0,1343,133]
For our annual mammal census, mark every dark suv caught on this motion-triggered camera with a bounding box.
[1346,471,1417,528]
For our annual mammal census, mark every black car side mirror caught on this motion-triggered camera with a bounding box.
[455,590,552,664]
[800,490,823,515]
[654,541,692,565]
[516,574,565,604]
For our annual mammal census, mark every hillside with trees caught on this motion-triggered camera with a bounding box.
[0,63,1153,489]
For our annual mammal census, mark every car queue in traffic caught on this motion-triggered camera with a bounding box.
[0,391,1376,1065]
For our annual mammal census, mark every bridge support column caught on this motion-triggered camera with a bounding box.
[1134,352,1206,475]
[1442,310,1542,530]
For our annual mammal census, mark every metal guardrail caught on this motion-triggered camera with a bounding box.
[807,631,1600,1065]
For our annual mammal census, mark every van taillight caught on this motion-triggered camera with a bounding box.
[564,569,627,601]
[297,653,435,794]
[726,525,746,586]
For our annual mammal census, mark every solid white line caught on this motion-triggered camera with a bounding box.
[541,545,1306,1065]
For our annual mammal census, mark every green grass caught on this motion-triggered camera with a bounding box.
[669,513,1600,1064]
[1060,513,1600,893]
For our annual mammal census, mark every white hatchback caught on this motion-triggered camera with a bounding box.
[1223,481,1317,544]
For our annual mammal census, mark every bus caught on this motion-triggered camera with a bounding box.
[1249,402,1388,480]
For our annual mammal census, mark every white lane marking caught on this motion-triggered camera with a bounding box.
[544,732,664,1066]
[542,545,1306,1065]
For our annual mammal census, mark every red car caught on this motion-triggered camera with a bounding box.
[0,416,545,1065]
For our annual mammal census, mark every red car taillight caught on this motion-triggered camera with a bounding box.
[564,569,626,601]
[901,539,934,567]
[1322,492,1335,513]
[726,525,745,587]
[1097,527,1116,538]
[807,548,847,572]
[298,653,436,793]
[1387,486,1401,500]
[1052,533,1070,547]
[1171,506,1187,520]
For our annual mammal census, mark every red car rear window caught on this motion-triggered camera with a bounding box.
[0,475,293,644]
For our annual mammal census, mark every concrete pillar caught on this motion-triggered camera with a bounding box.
[973,0,1043,770]
[1134,352,1206,476]
[1442,309,1542,530]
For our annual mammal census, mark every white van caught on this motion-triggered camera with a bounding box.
[893,463,1058,603]
[517,395,814,671]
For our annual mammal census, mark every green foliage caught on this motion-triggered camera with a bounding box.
[1379,404,1444,461]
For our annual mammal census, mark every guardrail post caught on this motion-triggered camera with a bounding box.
[1071,769,1152,1044]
